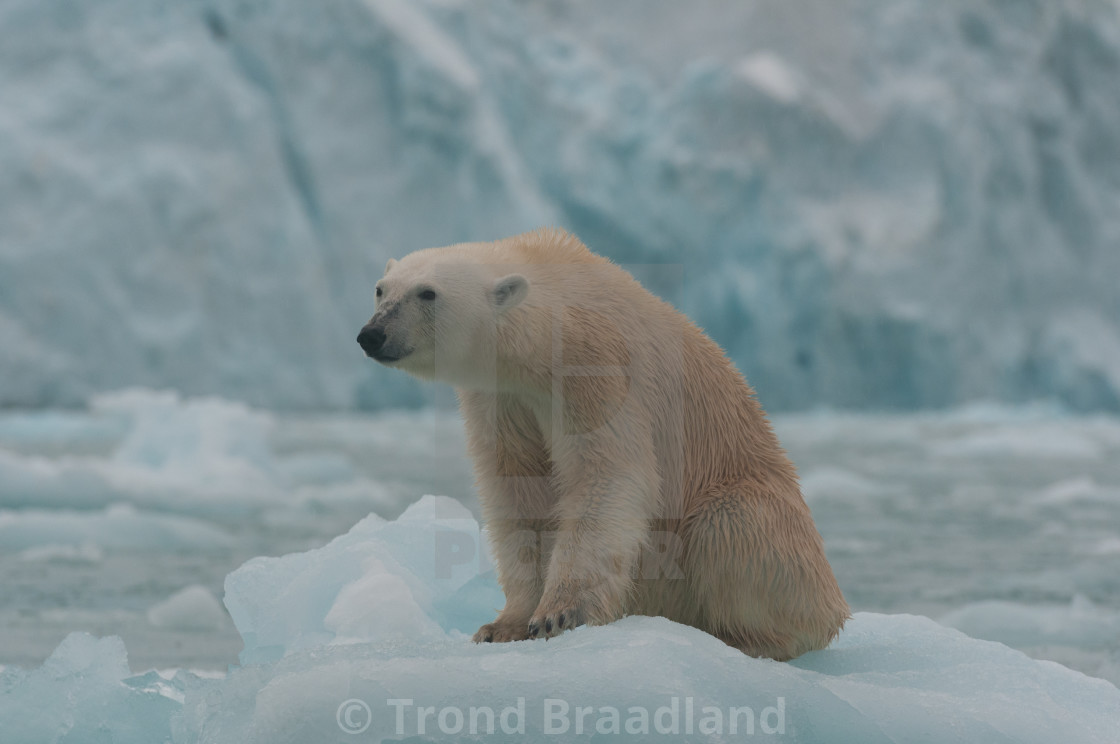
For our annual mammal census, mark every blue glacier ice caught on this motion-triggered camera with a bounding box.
[2,494,1119,744]
[2,0,1119,411]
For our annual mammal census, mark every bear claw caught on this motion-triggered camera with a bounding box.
[473,621,530,644]
[528,605,585,640]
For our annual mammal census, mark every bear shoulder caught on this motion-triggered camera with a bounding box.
[503,227,604,265]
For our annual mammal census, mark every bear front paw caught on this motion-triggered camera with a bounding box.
[527,604,586,640]
[473,620,531,643]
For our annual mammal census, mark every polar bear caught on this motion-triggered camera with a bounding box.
[357,228,849,660]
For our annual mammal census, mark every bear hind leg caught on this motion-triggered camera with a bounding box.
[680,480,848,660]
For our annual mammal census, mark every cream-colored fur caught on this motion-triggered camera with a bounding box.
[360,228,849,660]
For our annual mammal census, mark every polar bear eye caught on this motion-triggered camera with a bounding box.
[418,289,437,301]
[375,286,383,298]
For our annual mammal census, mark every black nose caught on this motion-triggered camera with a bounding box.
[357,325,386,356]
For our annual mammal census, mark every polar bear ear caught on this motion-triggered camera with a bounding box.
[384,258,398,274]
[492,274,529,310]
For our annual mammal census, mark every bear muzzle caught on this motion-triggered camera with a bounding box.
[357,323,401,362]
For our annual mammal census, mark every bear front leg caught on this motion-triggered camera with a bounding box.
[528,424,658,640]
[472,518,548,643]
[460,391,556,644]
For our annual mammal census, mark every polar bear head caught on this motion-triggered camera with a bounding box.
[357,248,529,386]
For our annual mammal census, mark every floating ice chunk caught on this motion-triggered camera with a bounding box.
[939,595,1120,650]
[211,496,1120,742]
[17,541,104,564]
[147,585,229,631]
[0,410,126,454]
[274,451,357,486]
[6,496,1120,743]
[223,495,487,664]
[97,390,272,469]
[799,466,886,502]
[323,556,445,645]
[931,426,1104,460]
[97,389,279,499]
[1033,477,1110,506]
[1088,536,1120,556]
[0,390,283,518]
[0,447,122,511]
[0,504,234,553]
[172,613,1120,743]
[0,632,178,744]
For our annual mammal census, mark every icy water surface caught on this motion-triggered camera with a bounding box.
[0,390,1117,683]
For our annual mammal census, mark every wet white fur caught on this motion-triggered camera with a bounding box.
[369,228,849,660]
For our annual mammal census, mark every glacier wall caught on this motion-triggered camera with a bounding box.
[1,0,1119,411]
